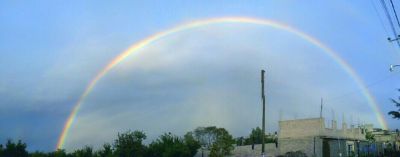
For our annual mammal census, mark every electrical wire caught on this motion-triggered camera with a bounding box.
[371,0,400,53]
[380,0,400,47]
[327,73,399,103]
[371,0,392,39]
[389,0,400,29]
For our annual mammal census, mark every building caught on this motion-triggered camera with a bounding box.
[278,117,371,157]
[278,117,400,157]
[196,117,398,157]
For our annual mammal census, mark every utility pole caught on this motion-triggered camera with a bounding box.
[261,70,266,156]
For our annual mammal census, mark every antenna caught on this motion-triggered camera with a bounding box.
[320,98,323,118]
[342,113,345,124]
[350,115,354,128]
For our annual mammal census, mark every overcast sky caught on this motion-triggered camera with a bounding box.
[1,0,400,151]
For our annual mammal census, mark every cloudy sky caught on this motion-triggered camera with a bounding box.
[1,0,400,151]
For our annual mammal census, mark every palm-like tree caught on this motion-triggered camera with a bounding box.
[389,90,400,119]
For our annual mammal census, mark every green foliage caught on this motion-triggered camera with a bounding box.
[48,149,67,157]
[183,132,201,156]
[193,126,234,157]
[242,127,276,145]
[209,128,235,157]
[96,143,113,157]
[249,127,263,144]
[1,127,228,157]
[235,137,244,146]
[71,146,93,157]
[0,144,3,156]
[113,130,147,157]
[284,151,307,157]
[0,139,28,157]
[194,126,218,149]
[29,151,48,157]
[389,89,400,119]
[365,132,375,141]
[147,133,191,157]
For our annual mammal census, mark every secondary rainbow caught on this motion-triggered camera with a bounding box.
[56,17,388,149]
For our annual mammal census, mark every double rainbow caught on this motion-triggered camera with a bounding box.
[57,17,388,149]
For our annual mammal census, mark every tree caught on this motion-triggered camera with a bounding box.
[389,91,400,119]
[194,126,218,149]
[147,133,191,157]
[183,132,201,156]
[113,130,147,157]
[48,149,67,157]
[235,137,244,146]
[3,139,28,157]
[71,146,93,157]
[193,126,234,157]
[366,132,375,141]
[29,151,48,157]
[248,127,263,144]
[388,89,400,119]
[0,144,3,156]
[209,128,235,157]
[242,127,275,145]
[96,143,113,157]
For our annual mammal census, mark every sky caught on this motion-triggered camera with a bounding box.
[1,0,400,152]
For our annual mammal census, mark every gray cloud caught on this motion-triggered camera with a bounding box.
[64,24,379,150]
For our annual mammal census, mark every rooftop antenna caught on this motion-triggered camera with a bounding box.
[320,98,323,118]
[332,109,336,129]
[350,115,354,128]
[342,113,345,124]
[342,113,347,130]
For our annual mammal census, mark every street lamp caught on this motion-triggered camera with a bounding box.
[389,64,400,72]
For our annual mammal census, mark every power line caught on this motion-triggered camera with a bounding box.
[371,0,392,38]
[371,0,400,54]
[327,73,399,103]
[380,0,400,47]
[389,0,400,29]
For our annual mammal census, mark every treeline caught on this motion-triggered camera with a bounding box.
[0,126,277,157]
[0,126,243,157]
[235,127,277,146]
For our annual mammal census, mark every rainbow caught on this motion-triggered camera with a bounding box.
[56,17,388,149]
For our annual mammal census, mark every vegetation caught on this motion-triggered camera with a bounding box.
[0,126,232,157]
[113,130,147,157]
[282,151,307,157]
[0,139,28,157]
[235,127,277,146]
[193,126,235,157]
[365,132,375,141]
[389,89,400,119]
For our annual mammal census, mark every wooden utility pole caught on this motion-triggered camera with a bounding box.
[261,70,266,155]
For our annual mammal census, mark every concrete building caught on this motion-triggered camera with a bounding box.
[196,117,398,157]
[372,128,400,153]
[278,117,369,157]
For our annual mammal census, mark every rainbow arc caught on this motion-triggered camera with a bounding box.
[56,17,388,149]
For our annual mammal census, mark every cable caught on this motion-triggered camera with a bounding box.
[371,0,392,38]
[327,73,399,103]
[371,0,400,56]
[389,0,400,29]
[380,0,400,47]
